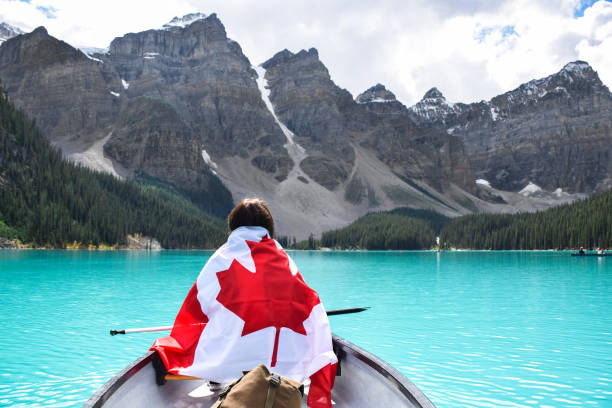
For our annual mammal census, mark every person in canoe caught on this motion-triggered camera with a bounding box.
[579,247,585,255]
[151,198,337,408]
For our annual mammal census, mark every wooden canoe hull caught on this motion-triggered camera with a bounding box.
[85,335,436,408]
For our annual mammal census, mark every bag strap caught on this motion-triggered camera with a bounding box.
[264,374,281,408]
[211,377,243,408]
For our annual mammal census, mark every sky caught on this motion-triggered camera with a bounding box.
[1,0,611,106]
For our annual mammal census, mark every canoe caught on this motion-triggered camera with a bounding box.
[570,253,611,257]
[84,334,436,408]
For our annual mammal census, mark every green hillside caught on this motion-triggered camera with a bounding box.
[317,209,445,250]
[0,85,227,248]
[440,192,612,249]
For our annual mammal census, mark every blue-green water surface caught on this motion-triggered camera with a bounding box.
[0,250,610,407]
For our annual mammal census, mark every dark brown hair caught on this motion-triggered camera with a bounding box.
[228,198,275,237]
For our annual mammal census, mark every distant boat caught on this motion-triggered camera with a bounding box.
[570,253,611,257]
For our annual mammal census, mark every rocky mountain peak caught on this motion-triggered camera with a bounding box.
[261,49,293,67]
[32,26,47,34]
[561,60,594,76]
[491,60,606,109]
[296,47,319,59]
[355,83,397,104]
[162,12,207,30]
[556,60,604,89]
[0,26,86,67]
[107,12,239,64]
[0,22,25,44]
[423,87,445,100]
[409,86,456,122]
[262,47,320,70]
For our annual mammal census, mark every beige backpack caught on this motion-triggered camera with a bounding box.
[212,364,304,408]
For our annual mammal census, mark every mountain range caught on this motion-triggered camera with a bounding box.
[0,14,610,240]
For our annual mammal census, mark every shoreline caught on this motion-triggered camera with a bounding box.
[1,247,599,253]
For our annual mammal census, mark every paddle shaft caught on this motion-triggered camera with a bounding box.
[110,326,172,336]
[110,307,368,335]
[326,307,368,316]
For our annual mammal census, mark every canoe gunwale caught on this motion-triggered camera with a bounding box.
[331,335,435,408]
[84,351,156,408]
[84,335,436,408]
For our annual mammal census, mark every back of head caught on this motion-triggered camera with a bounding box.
[228,198,275,237]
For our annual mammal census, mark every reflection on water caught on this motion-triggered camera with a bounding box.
[0,250,610,407]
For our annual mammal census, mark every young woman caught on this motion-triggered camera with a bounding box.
[151,198,337,408]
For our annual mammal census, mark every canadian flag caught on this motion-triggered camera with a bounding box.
[151,226,337,408]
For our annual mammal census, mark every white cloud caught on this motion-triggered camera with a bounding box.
[1,0,610,105]
[0,0,195,47]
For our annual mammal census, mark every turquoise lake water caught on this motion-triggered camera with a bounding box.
[0,250,610,407]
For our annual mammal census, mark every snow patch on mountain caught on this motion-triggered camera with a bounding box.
[357,97,396,104]
[201,149,218,170]
[476,179,492,188]
[519,181,542,196]
[254,65,305,161]
[78,46,108,56]
[0,22,24,44]
[121,79,129,90]
[489,107,499,121]
[84,54,103,63]
[162,13,207,30]
[553,188,571,198]
[515,182,578,201]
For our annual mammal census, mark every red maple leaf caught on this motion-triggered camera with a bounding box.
[216,237,321,367]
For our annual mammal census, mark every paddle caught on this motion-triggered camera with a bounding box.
[110,307,368,335]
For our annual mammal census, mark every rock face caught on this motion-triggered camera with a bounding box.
[102,13,290,180]
[262,50,475,195]
[410,61,612,193]
[351,84,475,195]
[262,49,355,189]
[0,27,119,152]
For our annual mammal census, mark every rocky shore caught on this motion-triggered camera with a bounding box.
[126,234,162,250]
[0,234,162,250]
[0,237,18,248]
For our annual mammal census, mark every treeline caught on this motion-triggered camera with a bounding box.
[439,191,612,249]
[318,212,438,250]
[386,208,451,234]
[0,85,228,248]
[296,190,612,251]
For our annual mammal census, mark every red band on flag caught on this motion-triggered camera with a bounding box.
[307,363,337,408]
[150,282,208,373]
